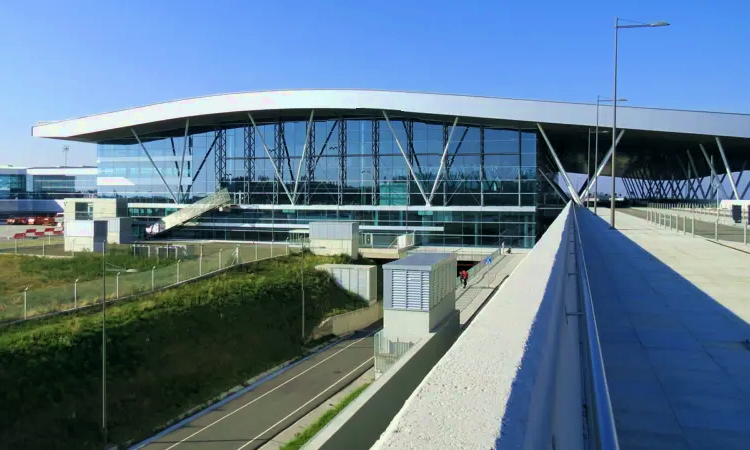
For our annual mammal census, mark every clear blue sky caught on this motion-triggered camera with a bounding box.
[0,0,748,169]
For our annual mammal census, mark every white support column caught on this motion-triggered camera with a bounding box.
[248,113,295,204]
[177,118,189,202]
[429,117,459,203]
[715,137,740,200]
[699,143,730,199]
[131,128,179,204]
[581,129,626,199]
[292,110,315,203]
[536,123,582,205]
[382,111,431,206]
[686,149,707,199]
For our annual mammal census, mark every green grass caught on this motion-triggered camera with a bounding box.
[280,382,371,450]
[0,252,367,450]
[0,243,286,321]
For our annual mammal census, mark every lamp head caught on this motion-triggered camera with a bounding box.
[650,21,670,27]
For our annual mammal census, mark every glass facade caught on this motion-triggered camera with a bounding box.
[0,172,26,199]
[98,116,541,248]
[0,168,97,200]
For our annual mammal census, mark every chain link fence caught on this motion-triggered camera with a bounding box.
[0,242,289,323]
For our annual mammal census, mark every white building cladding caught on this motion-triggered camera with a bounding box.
[31,89,750,247]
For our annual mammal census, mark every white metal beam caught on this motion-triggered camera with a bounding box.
[537,168,569,203]
[715,137,740,200]
[581,129,626,199]
[382,111,431,206]
[536,123,581,205]
[131,128,179,204]
[429,117,459,203]
[247,113,295,204]
[292,110,315,204]
[177,118,189,203]
[699,143,730,199]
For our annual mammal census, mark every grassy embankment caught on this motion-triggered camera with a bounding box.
[0,243,283,321]
[0,252,366,450]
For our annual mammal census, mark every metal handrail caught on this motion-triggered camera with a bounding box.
[571,206,620,450]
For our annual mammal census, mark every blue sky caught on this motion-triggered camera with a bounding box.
[0,0,748,171]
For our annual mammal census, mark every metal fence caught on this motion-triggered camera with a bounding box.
[0,235,69,257]
[373,330,421,375]
[573,207,620,449]
[0,242,289,323]
[455,247,504,290]
[641,203,749,246]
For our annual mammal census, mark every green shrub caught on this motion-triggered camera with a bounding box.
[0,253,366,450]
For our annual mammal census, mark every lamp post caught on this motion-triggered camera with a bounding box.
[595,96,627,215]
[101,246,138,450]
[611,17,669,228]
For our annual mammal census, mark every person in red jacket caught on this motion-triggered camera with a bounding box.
[460,269,468,288]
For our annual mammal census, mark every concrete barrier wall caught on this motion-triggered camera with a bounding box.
[369,203,584,449]
[303,312,460,450]
[309,302,383,340]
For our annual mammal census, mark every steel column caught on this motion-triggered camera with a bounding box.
[292,110,315,204]
[247,113,295,204]
[536,123,582,204]
[382,111,431,206]
[715,137,740,199]
[580,130,626,199]
[429,117,458,202]
[371,120,379,206]
[338,119,347,205]
[214,129,227,191]
[243,123,255,189]
[304,122,316,205]
[686,149,707,199]
[131,128,178,204]
[178,119,189,202]
[699,143,730,199]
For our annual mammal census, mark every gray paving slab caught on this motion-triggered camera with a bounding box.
[578,209,750,450]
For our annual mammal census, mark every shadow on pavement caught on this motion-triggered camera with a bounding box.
[576,209,750,449]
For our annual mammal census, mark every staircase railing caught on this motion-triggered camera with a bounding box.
[146,189,231,236]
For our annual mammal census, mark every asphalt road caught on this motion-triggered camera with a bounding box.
[138,322,380,450]
[622,208,748,244]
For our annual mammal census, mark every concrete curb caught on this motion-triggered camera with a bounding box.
[125,332,352,450]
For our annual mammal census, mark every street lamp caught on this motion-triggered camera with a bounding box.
[611,17,669,228]
[101,243,138,450]
[594,96,627,215]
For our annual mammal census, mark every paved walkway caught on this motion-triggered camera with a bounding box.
[456,253,524,327]
[578,209,750,450]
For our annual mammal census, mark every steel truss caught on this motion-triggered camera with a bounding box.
[371,120,379,205]
[214,129,227,192]
[244,124,255,190]
[338,119,347,205]
[304,121,316,205]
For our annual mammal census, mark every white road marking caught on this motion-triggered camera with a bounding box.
[162,331,376,449]
[236,356,375,450]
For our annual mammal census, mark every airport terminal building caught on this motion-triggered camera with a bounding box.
[31,89,750,248]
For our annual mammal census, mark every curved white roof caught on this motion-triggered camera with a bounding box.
[32,89,750,142]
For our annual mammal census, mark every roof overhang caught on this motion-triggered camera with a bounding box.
[33,89,750,144]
